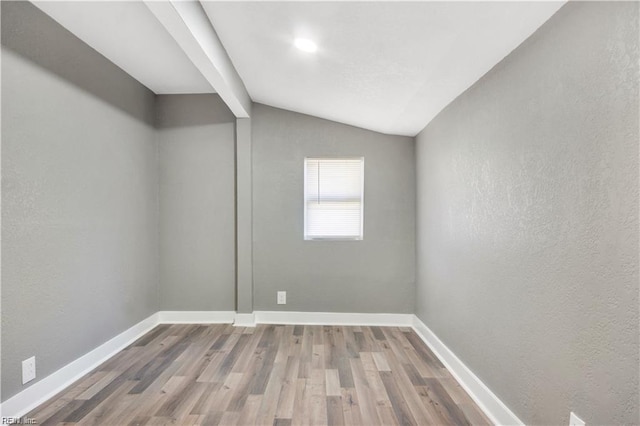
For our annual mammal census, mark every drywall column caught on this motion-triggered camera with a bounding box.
[236,117,253,314]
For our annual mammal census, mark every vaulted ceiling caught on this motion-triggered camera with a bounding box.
[33,1,214,94]
[32,1,565,136]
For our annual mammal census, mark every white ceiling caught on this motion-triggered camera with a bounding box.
[33,1,214,94]
[202,1,565,136]
[30,1,565,136]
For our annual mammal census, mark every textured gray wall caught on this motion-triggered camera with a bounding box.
[157,94,236,311]
[252,104,415,313]
[415,2,639,425]
[236,117,254,314]
[1,2,159,401]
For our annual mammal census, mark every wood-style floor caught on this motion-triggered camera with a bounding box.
[28,324,491,425]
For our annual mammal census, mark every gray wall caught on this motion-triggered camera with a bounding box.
[252,104,415,313]
[235,117,254,314]
[415,2,639,425]
[1,2,159,401]
[157,94,236,311]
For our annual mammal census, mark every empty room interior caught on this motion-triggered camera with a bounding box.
[1,1,638,425]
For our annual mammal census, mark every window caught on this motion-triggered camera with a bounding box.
[304,157,364,240]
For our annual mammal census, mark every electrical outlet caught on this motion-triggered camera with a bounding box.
[569,412,585,426]
[22,356,36,384]
[277,291,286,305]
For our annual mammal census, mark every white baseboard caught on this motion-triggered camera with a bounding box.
[411,315,523,426]
[1,310,236,418]
[233,313,256,327]
[254,310,413,326]
[1,312,160,418]
[2,310,520,426]
[157,311,236,324]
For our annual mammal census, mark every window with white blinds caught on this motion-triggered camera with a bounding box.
[304,157,364,240]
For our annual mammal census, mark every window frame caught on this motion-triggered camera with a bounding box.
[303,156,365,241]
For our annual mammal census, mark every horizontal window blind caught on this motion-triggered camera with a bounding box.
[304,157,364,240]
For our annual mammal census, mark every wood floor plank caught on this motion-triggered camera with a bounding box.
[287,327,303,359]
[64,372,136,422]
[40,399,86,426]
[370,326,386,341]
[275,356,300,418]
[421,378,472,426]
[381,339,440,425]
[132,325,171,348]
[326,395,345,425]
[218,410,241,425]
[125,384,172,425]
[129,340,190,394]
[403,331,446,369]
[250,335,279,395]
[28,324,492,426]
[311,344,325,370]
[190,383,223,415]
[324,326,338,370]
[342,327,360,359]
[196,351,229,383]
[297,325,313,380]
[213,334,251,382]
[325,369,341,397]
[75,371,122,401]
[290,378,309,426]
[254,358,286,425]
[359,352,376,372]
[377,405,400,426]
[349,357,382,426]
[275,326,293,365]
[75,380,138,426]
[361,327,383,352]
[232,326,265,374]
[439,377,472,404]
[380,370,418,425]
[157,377,205,418]
[382,327,413,366]
[226,347,264,411]
[144,415,172,425]
[308,368,328,425]
[403,362,427,386]
[362,368,392,410]
[202,411,224,425]
[236,394,262,425]
[353,331,369,352]
[372,351,391,371]
[216,372,245,412]
[337,356,354,388]
[459,402,493,426]
[340,387,363,426]
[181,414,206,426]
[35,368,116,421]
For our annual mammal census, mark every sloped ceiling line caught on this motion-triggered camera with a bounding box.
[143,0,251,118]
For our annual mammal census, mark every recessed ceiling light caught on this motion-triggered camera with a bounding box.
[294,38,317,53]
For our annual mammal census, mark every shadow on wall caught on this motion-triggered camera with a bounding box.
[1,1,236,130]
[155,94,236,128]
[1,1,155,125]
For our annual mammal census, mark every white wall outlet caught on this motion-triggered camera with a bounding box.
[22,356,36,384]
[569,412,585,426]
[277,291,286,305]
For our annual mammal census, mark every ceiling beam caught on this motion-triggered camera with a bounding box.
[144,0,251,117]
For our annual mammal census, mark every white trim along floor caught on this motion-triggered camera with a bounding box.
[0,311,523,425]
